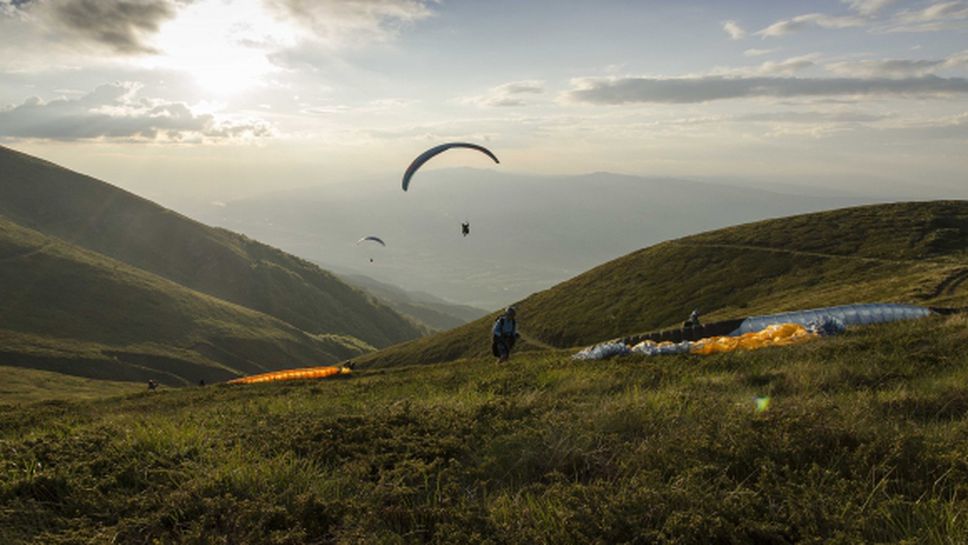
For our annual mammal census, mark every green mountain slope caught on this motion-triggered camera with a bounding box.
[0,146,422,348]
[356,201,968,368]
[0,217,370,385]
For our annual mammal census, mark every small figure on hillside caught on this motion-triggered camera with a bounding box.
[461,221,470,237]
[198,379,206,387]
[491,306,520,363]
[683,309,702,329]
[147,379,158,391]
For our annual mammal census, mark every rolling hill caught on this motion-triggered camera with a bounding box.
[354,200,968,368]
[0,145,422,348]
[0,216,370,386]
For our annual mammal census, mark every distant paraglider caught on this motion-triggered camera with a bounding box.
[461,221,470,237]
[401,142,499,192]
[356,235,386,263]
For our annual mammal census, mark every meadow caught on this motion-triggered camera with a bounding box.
[3,314,966,544]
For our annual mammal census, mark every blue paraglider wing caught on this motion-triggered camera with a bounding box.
[402,142,500,191]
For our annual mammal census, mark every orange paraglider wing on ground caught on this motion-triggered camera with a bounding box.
[227,366,351,385]
[689,323,816,356]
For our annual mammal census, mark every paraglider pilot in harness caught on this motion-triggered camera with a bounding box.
[683,309,702,329]
[461,221,470,237]
[491,306,520,363]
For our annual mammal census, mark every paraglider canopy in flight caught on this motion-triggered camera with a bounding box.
[402,142,500,191]
[356,236,386,246]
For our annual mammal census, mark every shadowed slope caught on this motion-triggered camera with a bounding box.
[0,145,422,348]
[0,217,370,385]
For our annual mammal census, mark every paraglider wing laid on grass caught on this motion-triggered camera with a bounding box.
[576,303,939,361]
[402,142,500,191]
[732,303,932,335]
[227,366,351,385]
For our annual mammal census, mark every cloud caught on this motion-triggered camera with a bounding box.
[717,54,820,77]
[744,48,776,57]
[21,0,187,54]
[463,80,545,107]
[842,0,896,15]
[722,20,746,40]
[825,50,968,77]
[737,110,890,123]
[567,75,968,104]
[756,13,866,37]
[885,1,968,32]
[0,82,271,141]
[265,0,435,46]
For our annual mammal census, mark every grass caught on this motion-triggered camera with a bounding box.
[2,315,967,543]
[354,200,968,369]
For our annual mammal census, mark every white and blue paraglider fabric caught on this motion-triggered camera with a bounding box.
[573,303,935,361]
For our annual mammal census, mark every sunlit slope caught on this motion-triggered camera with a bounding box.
[0,217,370,385]
[0,146,422,348]
[357,201,968,368]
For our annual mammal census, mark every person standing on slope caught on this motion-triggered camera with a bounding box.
[491,306,520,363]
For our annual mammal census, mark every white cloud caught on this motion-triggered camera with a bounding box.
[744,48,776,57]
[756,13,867,38]
[717,54,820,77]
[885,1,968,32]
[265,0,436,47]
[0,82,271,141]
[567,75,968,104]
[842,0,897,15]
[722,20,746,40]
[463,80,546,107]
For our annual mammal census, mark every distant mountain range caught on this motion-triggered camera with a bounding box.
[190,168,874,308]
[0,145,426,384]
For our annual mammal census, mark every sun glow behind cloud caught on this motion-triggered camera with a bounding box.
[140,0,298,96]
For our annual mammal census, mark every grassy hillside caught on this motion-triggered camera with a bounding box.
[0,217,369,385]
[355,201,968,368]
[2,315,966,544]
[0,146,422,348]
[0,366,141,404]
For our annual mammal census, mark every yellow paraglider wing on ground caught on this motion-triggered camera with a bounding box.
[227,366,351,385]
[690,323,816,356]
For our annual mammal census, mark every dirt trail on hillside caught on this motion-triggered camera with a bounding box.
[518,330,557,350]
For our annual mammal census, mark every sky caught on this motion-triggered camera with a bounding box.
[1,0,967,207]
